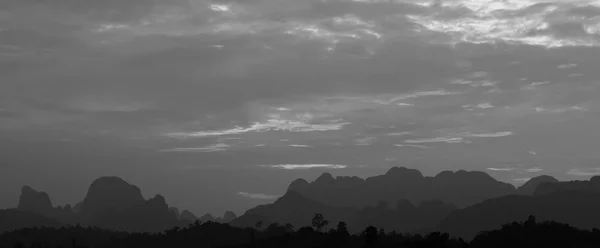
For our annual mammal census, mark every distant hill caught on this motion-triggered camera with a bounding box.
[534,176,600,196]
[13,177,238,233]
[517,175,559,195]
[287,166,517,209]
[231,191,359,231]
[437,190,600,240]
[17,186,77,225]
[232,190,456,234]
[0,209,62,234]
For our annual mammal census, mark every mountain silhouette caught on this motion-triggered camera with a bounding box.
[0,209,62,233]
[201,213,218,222]
[17,186,77,225]
[286,166,517,209]
[18,186,53,214]
[222,211,238,223]
[181,210,200,222]
[169,207,181,220]
[80,177,146,218]
[231,191,358,231]
[77,177,183,232]
[534,176,600,196]
[517,175,559,195]
[437,190,600,240]
[12,177,190,233]
[9,169,600,239]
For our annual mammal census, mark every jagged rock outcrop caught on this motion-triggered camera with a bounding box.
[18,186,53,214]
[80,177,146,218]
[518,175,559,195]
[76,177,181,232]
[17,186,76,225]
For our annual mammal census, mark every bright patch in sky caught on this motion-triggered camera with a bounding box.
[261,164,349,170]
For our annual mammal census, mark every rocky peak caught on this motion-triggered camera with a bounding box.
[146,194,168,210]
[18,186,53,214]
[518,175,559,195]
[81,177,146,215]
[386,167,424,179]
[314,173,336,185]
[287,178,310,193]
[199,213,216,222]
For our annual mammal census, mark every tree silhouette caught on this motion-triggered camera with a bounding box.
[284,223,295,233]
[364,225,378,245]
[525,215,536,227]
[337,221,349,236]
[254,221,263,230]
[311,213,329,233]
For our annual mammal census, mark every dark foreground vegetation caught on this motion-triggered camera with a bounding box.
[2,215,600,248]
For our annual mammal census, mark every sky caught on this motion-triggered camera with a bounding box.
[2,0,600,216]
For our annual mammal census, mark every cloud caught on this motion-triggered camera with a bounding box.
[567,168,600,176]
[402,131,513,144]
[487,167,516,171]
[450,79,498,88]
[487,167,543,173]
[535,106,588,113]
[394,144,430,149]
[329,90,461,106]
[404,137,464,144]
[165,118,351,138]
[475,103,494,109]
[159,143,230,152]
[386,132,412,136]
[406,1,600,48]
[356,136,376,145]
[525,167,543,173]
[557,63,578,69]
[260,164,348,170]
[289,144,312,148]
[462,132,514,138]
[568,73,584,77]
[522,81,550,90]
[375,90,460,105]
[237,192,279,200]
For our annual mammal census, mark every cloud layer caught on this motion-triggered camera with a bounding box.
[2,0,600,188]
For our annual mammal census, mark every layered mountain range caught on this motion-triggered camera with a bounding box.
[6,177,236,233]
[286,167,518,209]
[232,167,600,239]
[4,166,600,240]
